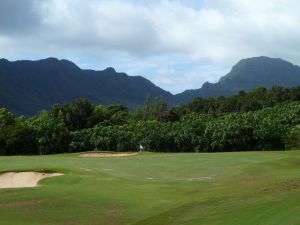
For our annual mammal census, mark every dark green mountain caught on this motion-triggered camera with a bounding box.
[175,56,300,103]
[2,56,300,116]
[0,58,173,115]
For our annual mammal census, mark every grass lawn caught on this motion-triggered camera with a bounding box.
[0,151,299,225]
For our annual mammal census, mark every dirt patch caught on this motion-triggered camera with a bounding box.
[0,191,25,196]
[0,172,63,189]
[80,152,138,158]
[261,178,300,194]
[5,199,51,207]
[79,168,93,172]
[185,177,213,181]
[239,176,257,185]
[105,203,123,218]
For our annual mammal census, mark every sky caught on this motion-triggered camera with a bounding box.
[1,0,300,94]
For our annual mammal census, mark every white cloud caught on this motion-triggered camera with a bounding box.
[1,0,300,93]
[153,62,229,93]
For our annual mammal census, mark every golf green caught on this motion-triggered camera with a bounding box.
[0,151,299,225]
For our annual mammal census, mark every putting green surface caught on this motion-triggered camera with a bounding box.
[0,151,299,225]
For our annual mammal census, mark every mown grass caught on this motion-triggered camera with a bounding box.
[0,151,299,225]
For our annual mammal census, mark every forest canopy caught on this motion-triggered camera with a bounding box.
[1,85,300,155]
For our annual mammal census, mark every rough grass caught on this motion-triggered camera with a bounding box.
[0,151,299,225]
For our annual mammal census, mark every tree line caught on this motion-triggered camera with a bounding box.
[1,85,300,155]
[177,86,300,116]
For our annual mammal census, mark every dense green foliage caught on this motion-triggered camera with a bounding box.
[1,86,300,155]
[177,86,300,115]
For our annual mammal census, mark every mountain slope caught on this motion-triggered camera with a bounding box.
[0,58,173,115]
[2,56,300,116]
[175,56,300,103]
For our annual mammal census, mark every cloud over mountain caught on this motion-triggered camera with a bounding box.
[1,0,300,93]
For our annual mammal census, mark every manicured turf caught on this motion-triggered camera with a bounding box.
[0,151,299,225]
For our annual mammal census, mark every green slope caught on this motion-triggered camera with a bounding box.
[0,151,299,225]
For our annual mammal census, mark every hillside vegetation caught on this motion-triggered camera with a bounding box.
[0,58,172,115]
[175,56,300,102]
[2,56,300,115]
[1,86,300,155]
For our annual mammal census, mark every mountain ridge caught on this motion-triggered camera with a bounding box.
[0,57,173,115]
[175,56,300,103]
[2,56,300,115]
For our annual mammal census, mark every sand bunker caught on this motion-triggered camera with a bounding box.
[0,172,63,189]
[80,152,138,158]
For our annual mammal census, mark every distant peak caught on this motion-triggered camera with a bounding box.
[37,57,80,70]
[218,56,296,84]
[104,67,116,73]
[40,57,74,64]
[0,58,8,62]
[42,57,59,62]
[202,81,213,88]
[236,56,291,66]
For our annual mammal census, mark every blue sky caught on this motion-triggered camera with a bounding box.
[1,0,300,94]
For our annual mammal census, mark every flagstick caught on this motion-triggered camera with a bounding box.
[139,144,143,169]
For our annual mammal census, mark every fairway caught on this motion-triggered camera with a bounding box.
[0,151,299,225]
